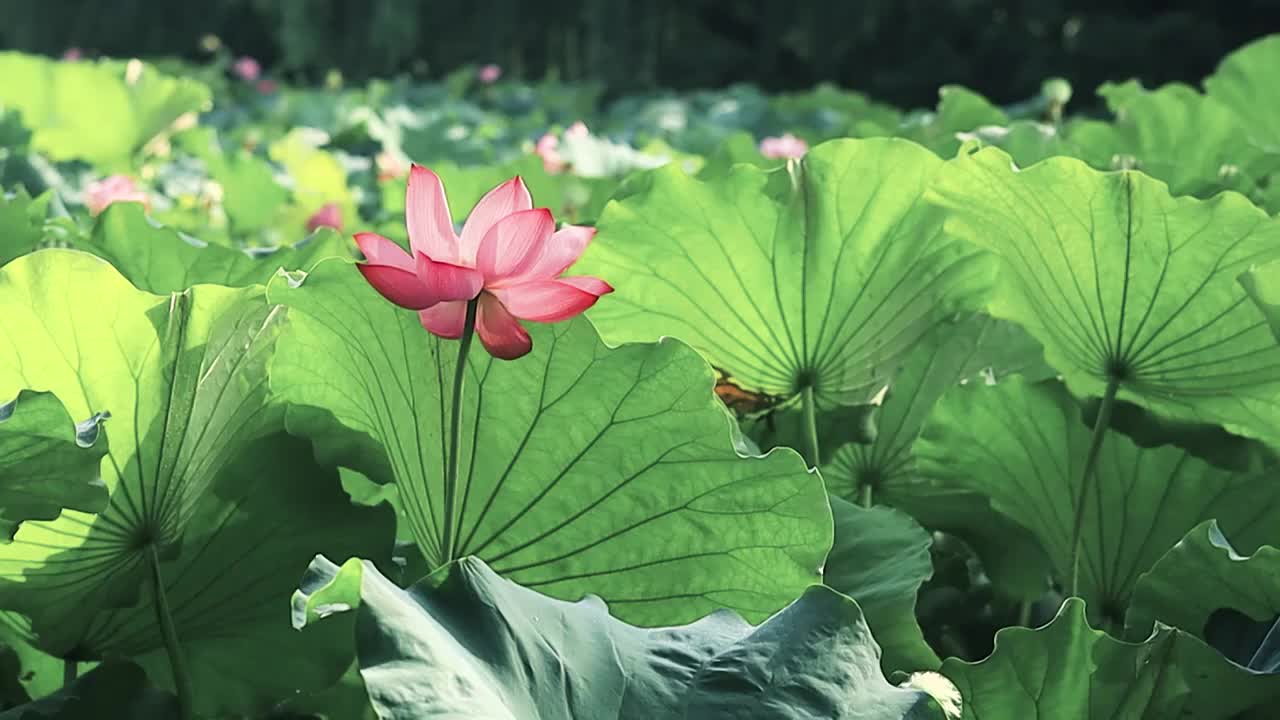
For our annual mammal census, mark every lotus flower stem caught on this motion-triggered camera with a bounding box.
[858,482,873,509]
[148,544,193,720]
[441,298,480,564]
[62,659,77,687]
[1068,378,1120,598]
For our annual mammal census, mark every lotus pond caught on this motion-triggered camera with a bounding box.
[1,33,1280,720]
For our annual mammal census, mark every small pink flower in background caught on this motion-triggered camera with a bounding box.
[355,164,612,360]
[62,47,83,61]
[759,133,809,159]
[85,175,149,216]
[256,79,279,95]
[564,121,589,140]
[535,134,565,173]
[477,64,502,84]
[233,56,261,82]
[306,203,343,233]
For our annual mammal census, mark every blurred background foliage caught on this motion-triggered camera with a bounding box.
[1,0,1278,107]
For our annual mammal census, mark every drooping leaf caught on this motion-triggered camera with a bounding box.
[824,496,938,673]
[1128,521,1280,657]
[0,662,176,720]
[267,258,831,625]
[88,202,349,294]
[943,598,1280,719]
[913,377,1280,628]
[578,137,990,408]
[293,555,947,720]
[0,53,209,167]
[0,390,108,540]
[926,145,1280,447]
[1205,34,1280,154]
[1242,262,1280,343]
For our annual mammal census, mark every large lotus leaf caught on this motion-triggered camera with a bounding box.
[0,53,209,166]
[0,250,281,649]
[943,598,1280,719]
[267,258,831,626]
[1205,35,1280,153]
[1069,81,1258,198]
[914,377,1280,629]
[0,188,49,267]
[577,138,991,408]
[926,145,1280,447]
[825,496,938,673]
[825,314,1054,600]
[76,433,393,717]
[0,662,176,720]
[293,555,946,720]
[89,202,349,294]
[0,390,108,540]
[1128,521,1280,656]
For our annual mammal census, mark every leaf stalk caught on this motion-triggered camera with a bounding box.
[1068,378,1120,598]
[148,544,193,720]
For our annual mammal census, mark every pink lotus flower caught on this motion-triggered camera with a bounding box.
[62,47,83,61]
[355,165,612,359]
[376,151,407,182]
[477,64,502,84]
[306,203,343,233]
[759,133,809,159]
[85,175,149,216]
[233,56,261,82]
[535,133,566,173]
[564,121,589,140]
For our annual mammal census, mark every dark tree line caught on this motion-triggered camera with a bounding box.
[1,0,1278,107]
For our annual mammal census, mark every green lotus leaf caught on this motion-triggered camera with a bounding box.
[943,597,1280,719]
[926,145,1280,447]
[1070,81,1258,198]
[267,258,831,625]
[0,662,176,720]
[0,250,393,715]
[0,390,108,540]
[88,202,350,294]
[293,555,946,719]
[1242,262,1280,342]
[1205,34,1280,153]
[914,377,1280,629]
[578,137,991,408]
[825,495,938,673]
[0,53,210,167]
[1128,521,1280,656]
[0,188,50,268]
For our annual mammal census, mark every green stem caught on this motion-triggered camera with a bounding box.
[859,482,873,509]
[62,659,77,687]
[800,384,820,470]
[148,545,192,720]
[1017,599,1033,628]
[440,298,479,565]
[1068,378,1120,598]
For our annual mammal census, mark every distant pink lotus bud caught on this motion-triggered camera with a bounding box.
[233,56,261,82]
[535,134,566,174]
[564,121,589,140]
[759,133,809,159]
[306,203,343,233]
[62,47,83,62]
[376,151,407,182]
[85,175,149,216]
[478,64,502,84]
[256,79,279,94]
[354,165,612,360]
